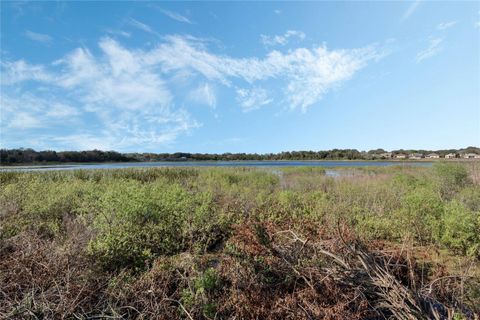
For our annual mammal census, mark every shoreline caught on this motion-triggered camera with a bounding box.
[2,158,478,169]
[0,159,444,171]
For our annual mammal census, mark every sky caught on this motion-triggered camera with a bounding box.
[1,1,479,153]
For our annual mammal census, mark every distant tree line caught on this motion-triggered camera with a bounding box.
[1,147,479,165]
[125,149,366,161]
[0,149,132,165]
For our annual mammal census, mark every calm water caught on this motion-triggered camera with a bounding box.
[0,160,433,172]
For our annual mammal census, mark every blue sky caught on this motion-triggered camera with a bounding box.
[1,1,479,153]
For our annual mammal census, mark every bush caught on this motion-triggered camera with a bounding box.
[0,176,91,239]
[178,267,220,318]
[433,163,470,200]
[440,201,479,257]
[456,186,480,212]
[87,180,228,270]
[195,267,219,292]
[399,188,444,243]
[88,180,189,270]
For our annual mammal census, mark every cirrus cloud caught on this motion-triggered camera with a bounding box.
[416,37,443,62]
[436,21,457,30]
[24,30,53,43]
[236,87,273,112]
[260,30,306,47]
[1,34,383,150]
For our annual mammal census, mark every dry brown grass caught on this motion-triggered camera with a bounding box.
[0,232,107,319]
[1,220,478,319]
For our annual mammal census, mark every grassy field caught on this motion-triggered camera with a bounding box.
[1,163,479,319]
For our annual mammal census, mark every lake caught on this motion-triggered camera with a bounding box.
[0,160,433,172]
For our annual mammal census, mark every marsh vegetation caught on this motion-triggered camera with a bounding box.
[0,163,479,319]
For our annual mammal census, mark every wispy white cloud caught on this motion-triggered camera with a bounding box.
[416,37,443,62]
[260,30,305,47]
[0,60,53,85]
[188,83,216,108]
[1,38,198,150]
[55,38,197,149]
[126,18,158,36]
[106,29,131,38]
[436,21,457,30]
[1,92,80,131]
[24,30,53,43]
[274,9,281,15]
[147,35,383,110]
[414,20,454,63]
[402,1,420,21]
[1,34,382,149]
[155,7,192,24]
[236,87,273,112]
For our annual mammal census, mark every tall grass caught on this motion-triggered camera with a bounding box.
[0,163,478,318]
[1,164,478,260]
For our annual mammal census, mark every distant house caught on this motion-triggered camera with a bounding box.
[463,153,480,159]
[425,153,440,159]
[394,154,406,159]
[409,153,423,160]
[380,152,392,159]
[445,153,456,159]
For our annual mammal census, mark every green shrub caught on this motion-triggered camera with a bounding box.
[0,176,91,238]
[399,188,444,243]
[456,186,480,212]
[87,180,188,269]
[433,163,470,200]
[87,180,227,270]
[440,201,479,257]
[194,268,219,292]
[202,302,217,319]
[354,185,445,243]
[182,191,230,253]
[392,172,418,187]
[178,267,219,318]
[354,213,400,241]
